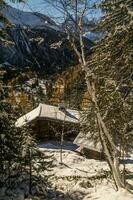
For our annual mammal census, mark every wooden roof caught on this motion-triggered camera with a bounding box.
[15,103,80,127]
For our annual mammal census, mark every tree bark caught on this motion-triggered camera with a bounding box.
[62,0,125,190]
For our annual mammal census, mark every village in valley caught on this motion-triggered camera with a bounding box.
[0,0,133,200]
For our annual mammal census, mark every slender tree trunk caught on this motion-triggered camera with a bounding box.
[86,78,125,189]
[60,128,64,164]
[29,149,32,194]
[78,22,125,188]
[62,0,125,190]
[8,160,11,187]
[60,114,66,164]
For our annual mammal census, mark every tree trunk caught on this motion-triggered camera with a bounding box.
[86,78,125,190]
[62,0,125,190]
[60,114,66,164]
[29,149,32,194]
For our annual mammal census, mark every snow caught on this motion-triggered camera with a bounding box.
[84,186,133,200]
[83,31,104,42]
[0,4,60,31]
[37,141,78,151]
[36,142,133,199]
[37,141,109,178]
[15,103,80,127]
[0,140,132,199]
[15,105,40,127]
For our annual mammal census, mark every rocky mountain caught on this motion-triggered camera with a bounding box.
[0,4,93,75]
[0,4,93,110]
[1,28,77,75]
[0,4,59,30]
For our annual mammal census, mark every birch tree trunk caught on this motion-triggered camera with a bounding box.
[46,0,127,190]
[70,12,125,189]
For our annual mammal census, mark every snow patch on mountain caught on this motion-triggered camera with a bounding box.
[84,31,104,42]
[0,4,103,42]
[0,4,60,31]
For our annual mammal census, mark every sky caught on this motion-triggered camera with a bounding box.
[6,0,102,23]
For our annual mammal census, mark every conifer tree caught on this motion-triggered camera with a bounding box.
[0,1,55,198]
[84,0,133,189]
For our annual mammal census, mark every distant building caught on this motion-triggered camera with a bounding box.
[73,132,105,160]
[16,103,80,140]
[16,103,105,160]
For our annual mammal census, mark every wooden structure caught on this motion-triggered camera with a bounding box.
[74,132,105,160]
[16,103,80,140]
[16,103,104,160]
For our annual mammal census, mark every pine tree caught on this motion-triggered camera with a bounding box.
[84,0,133,189]
[0,112,19,185]
[0,1,48,193]
[88,0,133,152]
[18,124,55,195]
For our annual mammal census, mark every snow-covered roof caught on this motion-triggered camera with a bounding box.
[74,131,103,153]
[15,103,80,127]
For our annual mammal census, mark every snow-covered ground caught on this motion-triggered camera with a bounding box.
[37,140,78,151]
[36,141,133,200]
[83,31,104,42]
[0,141,132,200]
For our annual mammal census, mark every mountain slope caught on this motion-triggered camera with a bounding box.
[0,4,93,74]
[0,4,93,110]
[0,4,59,30]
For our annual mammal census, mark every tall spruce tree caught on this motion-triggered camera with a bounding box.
[83,0,133,189]
[0,0,52,193]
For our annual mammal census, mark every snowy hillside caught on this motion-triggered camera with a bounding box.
[0,4,103,42]
[0,4,60,31]
[84,31,104,42]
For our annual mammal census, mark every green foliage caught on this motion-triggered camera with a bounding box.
[0,111,54,195]
[0,71,53,195]
[0,111,21,188]
[84,0,133,152]
[100,0,133,30]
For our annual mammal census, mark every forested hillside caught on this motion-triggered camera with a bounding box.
[0,0,133,200]
[0,3,94,112]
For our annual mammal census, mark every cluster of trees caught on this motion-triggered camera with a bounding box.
[0,1,53,196]
[0,0,132,196]
[0,113,51,195]
[0,67,54,197]
[84,0,133,190]
[47,0,132,190]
